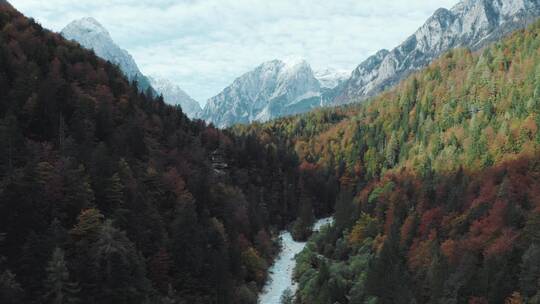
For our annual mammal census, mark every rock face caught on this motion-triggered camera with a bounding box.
[202,0,540,128]
[61,18,201,116]
[61,17,154,94]
[314,68,350,89]
[148,76,201,119]
[335,0,540,104]
[200,59,331,128]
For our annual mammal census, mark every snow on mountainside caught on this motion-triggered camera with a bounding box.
[61,18,201,116]
[200,59,326,128]
[61,17,154,94]
[335,0,540,105]
[148,76,201,119]
[314,68,350,89]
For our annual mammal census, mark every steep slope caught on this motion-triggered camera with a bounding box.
[200,59,323,128]
[241,20,540,304]
[0,3,335,304]
[148,76,201,119]
[314,68,350,89]
[61,17,154,94]
[335,0,540,104]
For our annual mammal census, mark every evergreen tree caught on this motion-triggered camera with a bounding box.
[0,270,23,304]
[520,244,540,299]
[89,220,152,304]
[43,248,80,304]
[103,173,124,213]
[292,181,315,241]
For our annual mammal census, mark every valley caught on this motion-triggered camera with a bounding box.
[1,0,540,303]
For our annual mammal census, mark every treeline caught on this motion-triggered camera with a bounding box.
[0,3,333,304]
[249,20,540,303]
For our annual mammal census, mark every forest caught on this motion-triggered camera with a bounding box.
[2,0,540,303]
[238,20,540,303]
[0,2,336,303]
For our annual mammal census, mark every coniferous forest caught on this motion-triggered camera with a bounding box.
[2,1,540,304]
[0,2,335,303]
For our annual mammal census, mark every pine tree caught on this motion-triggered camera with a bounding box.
[103,173,124,212]
[385,131,399,168]
[292,181,315,241]
[89,220,152,304]
[0,270,23,304]
[334,186,355,233]
[43,248,80,304]
[524,212,540,244]
[519,244,540,299]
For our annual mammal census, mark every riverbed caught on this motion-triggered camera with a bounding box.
[258,217,333,304]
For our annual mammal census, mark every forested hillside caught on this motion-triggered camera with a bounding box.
[0,3,334,303]
[238,21,540,303]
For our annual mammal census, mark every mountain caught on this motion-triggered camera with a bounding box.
[335,0,540,104]
[200,58,325,128]
[241,19,540,303]
[61,17,154,94]
[0,3,337,303]
[314,68,350,89]
[148,76,201,119]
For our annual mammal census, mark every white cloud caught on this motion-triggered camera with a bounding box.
[9,0,458,104]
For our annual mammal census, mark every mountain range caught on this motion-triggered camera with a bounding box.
[199,0,540,127]
[61,17,201,118]
[199,59,348,128]
[335,0,540,104]
[148,76,202,118]
[59,0,540,128]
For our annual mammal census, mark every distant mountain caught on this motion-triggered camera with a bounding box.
[200,59,349,128]
[314,68,350,89]
[335,0,540,104]
[148,76,201,119]
[61,17,154,94]
[200,59,325,128]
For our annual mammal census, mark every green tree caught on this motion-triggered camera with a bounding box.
[43,248,80,304]
[280,288,294,304]
[89,220,152,304]
[0,270,23,304]
[520,244,540,299]
[292,184,315,241]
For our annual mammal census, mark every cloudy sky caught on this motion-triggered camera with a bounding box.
[10,0,457,105]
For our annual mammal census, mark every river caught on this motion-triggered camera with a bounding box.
[258,217,333,304]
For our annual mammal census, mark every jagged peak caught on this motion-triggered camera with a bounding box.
[62,17,111,39]
[375,49,390,58]
[282,56,309,68]
[430,7,454,20]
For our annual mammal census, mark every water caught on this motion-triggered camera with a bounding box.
[258,217,333,304]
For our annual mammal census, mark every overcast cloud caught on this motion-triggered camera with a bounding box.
[9,0,458,104]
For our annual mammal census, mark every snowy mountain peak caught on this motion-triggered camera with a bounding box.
[282,56,308,69]
[61,17,154,93]
[315,68,350,89]
[61,18,199,114]
[200,59,324,128]
[148,76,201,119]
[63,17,110,39]
[335,0,540,105]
